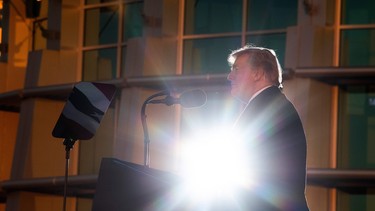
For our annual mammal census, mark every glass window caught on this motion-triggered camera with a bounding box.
[183,37,241,74]
[340,29,375,66]
[85,0,117,5]
[0,0,7,61]
[247,0,297,31]
[184,0,242,35]
[246,33,286,69]
[337,85,375,211]
[83,48,117,81]
[341,0,375,25]
[338,85,375,169]
[84,6,119,46]
[0,5,3,58]
[123,2,143,41]
[337,191,375,211]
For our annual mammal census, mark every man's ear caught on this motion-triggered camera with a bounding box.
[253,68,264,81]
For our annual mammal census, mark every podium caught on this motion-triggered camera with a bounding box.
[92,158,265,211]
[92,158,181,211]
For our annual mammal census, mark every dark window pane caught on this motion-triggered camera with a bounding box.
[338,85,375,169]
[123,2,144,41]
[0,0,8,61]
[340,29,375,66]
[246,33,286,68]
[337,190,375,211]
[247,0,297,31]
[184,0,242,35]
[84,6,119,46]
[83,48,117,80]
[85,0,116,5]
[341,0,375,24]
[337,85,375,211]
[183,37,241,74]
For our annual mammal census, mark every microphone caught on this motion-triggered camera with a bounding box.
[148,89,207,108]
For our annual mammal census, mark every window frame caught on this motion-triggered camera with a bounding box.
[178,0,293,75]
[80,0,143,80]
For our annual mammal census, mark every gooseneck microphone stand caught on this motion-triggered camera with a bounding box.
[141,90,170,168]
[62,138,76,211]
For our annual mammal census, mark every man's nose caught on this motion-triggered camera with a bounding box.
[227,71,233,81]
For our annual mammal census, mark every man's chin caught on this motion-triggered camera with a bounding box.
[230,90,246,103]
[230,89,238,97]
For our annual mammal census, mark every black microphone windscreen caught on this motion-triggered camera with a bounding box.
[180,89,207,108]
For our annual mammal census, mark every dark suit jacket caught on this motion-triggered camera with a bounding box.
[231,86,309,211]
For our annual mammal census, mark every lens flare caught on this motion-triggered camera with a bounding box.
[179,128,254,203]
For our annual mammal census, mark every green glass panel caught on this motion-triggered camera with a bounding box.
[337,191,375,211]
[341,0,375,24]
[340,29,375,66]
[337,85,375,210]
[84,6,119,46]
[183,37,241,74]
[338,85,375,169]
[246,33,286,69]
[184,0,242,35]
[247,0,297,31]
[83,48,117,81]
[123,2,143,41]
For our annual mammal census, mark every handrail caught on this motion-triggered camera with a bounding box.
[1,168,375,201]
[0,74,230,112]
[0,174,98,199]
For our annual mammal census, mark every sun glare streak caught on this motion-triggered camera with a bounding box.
[178,128,254,203]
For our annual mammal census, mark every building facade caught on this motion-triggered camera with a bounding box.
[0,0,374,210]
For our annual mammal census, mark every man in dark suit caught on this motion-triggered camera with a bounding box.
[226,45,309,210]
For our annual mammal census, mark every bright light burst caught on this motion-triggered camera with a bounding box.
[178,128,254,203]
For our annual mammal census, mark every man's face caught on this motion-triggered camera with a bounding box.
[227,54,257,102]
